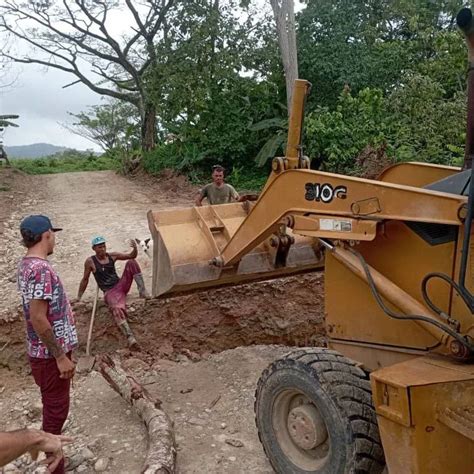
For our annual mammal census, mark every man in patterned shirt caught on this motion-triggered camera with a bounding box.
[17,215,78,474]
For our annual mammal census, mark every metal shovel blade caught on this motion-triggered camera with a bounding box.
[148,203,323,297]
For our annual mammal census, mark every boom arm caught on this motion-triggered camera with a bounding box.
[213,169,467,267]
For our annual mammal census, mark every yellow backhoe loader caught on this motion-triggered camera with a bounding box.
[148,8,474,473]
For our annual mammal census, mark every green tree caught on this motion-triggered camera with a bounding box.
[1,0,174,150]
[305,88,388,174]
[386,73,465,164]
[66,101,139,152]
[144,0,280,175]
[303,76,465,176]
[297,0,465,108]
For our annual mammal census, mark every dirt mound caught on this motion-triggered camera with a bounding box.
[129,168,197,203]
[77,273,325,359]
[157,168,196,194]
[356,143,394,179]
[1,273,325,374]
[0,167,31,233]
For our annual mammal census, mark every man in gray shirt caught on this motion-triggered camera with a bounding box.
[195,165,240,206]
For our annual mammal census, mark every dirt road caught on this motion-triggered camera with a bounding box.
[0,170,195,315]
[0,169,325,473]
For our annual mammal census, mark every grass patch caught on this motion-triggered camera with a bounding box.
[0,185,10,191]
[11,152,117,175]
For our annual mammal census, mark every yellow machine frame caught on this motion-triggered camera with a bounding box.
[148,11,474,472]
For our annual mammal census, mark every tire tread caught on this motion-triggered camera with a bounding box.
[255,347,385,473]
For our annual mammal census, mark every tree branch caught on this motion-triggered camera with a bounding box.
[97,355,176,473]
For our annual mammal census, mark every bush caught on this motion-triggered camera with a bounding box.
[142,141,269,191]
[142,142,207,182]
[11,151,117,175]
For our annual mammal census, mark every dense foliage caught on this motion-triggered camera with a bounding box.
[65,0,468,188]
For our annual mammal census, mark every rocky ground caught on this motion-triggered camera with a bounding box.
[1,345,298,473]
[0,167,326,473]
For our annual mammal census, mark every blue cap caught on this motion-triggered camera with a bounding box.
[91,236,106,246]
[20,215,62,236]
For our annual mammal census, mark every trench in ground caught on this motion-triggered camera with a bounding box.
[0,273,325,374]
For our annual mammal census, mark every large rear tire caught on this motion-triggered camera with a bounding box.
[255,348,385,473]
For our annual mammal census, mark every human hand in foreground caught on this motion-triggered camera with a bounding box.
[29,430,73,473]
[0,429,73,472]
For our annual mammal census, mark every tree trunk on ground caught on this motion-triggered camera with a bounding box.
[97,355,176,473]
[270,0,298,113]
[142,104,157,151]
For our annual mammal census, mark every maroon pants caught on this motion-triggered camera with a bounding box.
[30,354,71,474]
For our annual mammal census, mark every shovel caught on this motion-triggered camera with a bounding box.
[76,285,99,373]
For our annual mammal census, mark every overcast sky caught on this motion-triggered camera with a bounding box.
[0,4,128,151]
[1,65,102,150]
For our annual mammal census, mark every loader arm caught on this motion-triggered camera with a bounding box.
[214,169,467,268]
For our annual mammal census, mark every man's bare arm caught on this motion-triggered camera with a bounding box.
[29,301,75,379]
[0,429,40,467]
[30,300,64,358]
[77,259,93,300]
[230,185,240,202]
[195,191,204,206]
[110,240,138,261]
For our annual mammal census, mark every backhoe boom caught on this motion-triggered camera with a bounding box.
[212,168,467,268]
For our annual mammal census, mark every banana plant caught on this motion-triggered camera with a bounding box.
[249,116,288,166]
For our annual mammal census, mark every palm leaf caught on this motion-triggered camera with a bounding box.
[254,132,286,166]
[0,114,20,130]
[0,120,19,128]
[249,117,287,131]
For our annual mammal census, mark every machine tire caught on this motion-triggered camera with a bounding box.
[255,348,385,474]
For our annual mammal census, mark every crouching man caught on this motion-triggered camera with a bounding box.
[77,236,150,349]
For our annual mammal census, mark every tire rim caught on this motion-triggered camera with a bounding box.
[272,389,330,471]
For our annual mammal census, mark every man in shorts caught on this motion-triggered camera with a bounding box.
[77,237,149,349]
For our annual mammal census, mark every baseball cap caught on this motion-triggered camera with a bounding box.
[20,215,62,236]
[91,236,106,246]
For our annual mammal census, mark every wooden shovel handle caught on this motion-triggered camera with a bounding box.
[85,285,99,356]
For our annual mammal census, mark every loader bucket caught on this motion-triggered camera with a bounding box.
[147,203,323,297]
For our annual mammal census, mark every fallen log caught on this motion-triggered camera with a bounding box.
[96,354,176,473]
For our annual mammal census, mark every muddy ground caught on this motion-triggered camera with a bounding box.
[0,166,325,473]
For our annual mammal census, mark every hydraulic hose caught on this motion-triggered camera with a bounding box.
[350,248,474,355]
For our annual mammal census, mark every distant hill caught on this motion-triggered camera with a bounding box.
[5,143,69,159]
